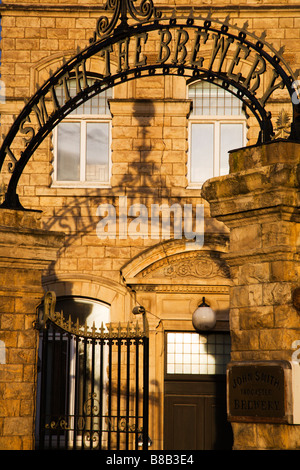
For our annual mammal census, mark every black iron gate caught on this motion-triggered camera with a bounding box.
[34,292,149,450]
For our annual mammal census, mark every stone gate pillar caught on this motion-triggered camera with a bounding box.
[0,209,63,450]
[202,141,300,450]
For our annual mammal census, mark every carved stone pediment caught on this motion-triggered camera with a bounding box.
[139,251,230,281]
[121,239,231,292]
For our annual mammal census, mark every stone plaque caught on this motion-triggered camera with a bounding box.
[227,361,292,423]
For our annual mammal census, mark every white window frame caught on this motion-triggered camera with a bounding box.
[187,82,247,188]
[52,114,112,188]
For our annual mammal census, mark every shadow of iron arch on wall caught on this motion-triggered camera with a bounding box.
[0,0,300,211]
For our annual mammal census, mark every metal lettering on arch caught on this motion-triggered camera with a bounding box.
[1,0,300,210]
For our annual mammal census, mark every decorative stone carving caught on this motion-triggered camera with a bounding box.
[140,252,230,280]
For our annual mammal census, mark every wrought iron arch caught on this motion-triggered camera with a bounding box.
[0,0,299,210]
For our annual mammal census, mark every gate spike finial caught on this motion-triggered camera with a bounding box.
[260,30,267,40]
[76,318,80,335]
[224,14,230,25]
[188,8,194,19]
[242,20,249,31]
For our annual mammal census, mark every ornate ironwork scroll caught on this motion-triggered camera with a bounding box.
[92,0,161,40]
[0,0,299,210]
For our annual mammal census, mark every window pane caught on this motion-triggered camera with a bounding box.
[190,123,214,183]
[56,79,112,116]
[220,123,244,176]
[86,122,109,181]
[188,81,244,116]
[57,122,80,181]
[166,332,231,375]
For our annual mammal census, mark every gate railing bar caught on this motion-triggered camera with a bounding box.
[99,338,104,451]
[117,336,121,450]
[65,332,71,450]
[49,329,57,450]
[126,337,130,450]
[58,330,64,449]
[73,335,80,450]
[108,338,112,450]
[143,335,149,450]
[135,337,139,450]
[38,325,48,450]
[90,337,96,450]
[82,337,87,450]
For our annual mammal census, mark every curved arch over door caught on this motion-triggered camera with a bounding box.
[1,0,299,210]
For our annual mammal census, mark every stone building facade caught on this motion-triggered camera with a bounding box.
[0,0,299,451]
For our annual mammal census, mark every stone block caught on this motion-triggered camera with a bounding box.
[239,306,274,330]
[274,304,300,328]
[262,282,291,306]
[230,329,259,351]
[231,423,257,450]
[0,399,20,417]
[0,436,22,450]
[259,328,297,351]
[1,365,23,383]
[270,261,298,282]
[3,417,33,436]
[1,314,24,331]
[237,263,270,285]
[0,297,15,314]
[3,383,34,400]
[20,400,34,417]
[17,331,36,349]
[229,142,300,173]
[230,224,261,253]
[8,348,36,365]
[230,286,250,308]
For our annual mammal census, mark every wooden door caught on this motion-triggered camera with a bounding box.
[164,378,233,450]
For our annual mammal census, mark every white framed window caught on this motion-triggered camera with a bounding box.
[188,81,247,187]
[52,80,112,187]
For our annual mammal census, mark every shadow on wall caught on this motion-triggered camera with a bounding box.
[40,96,194,277]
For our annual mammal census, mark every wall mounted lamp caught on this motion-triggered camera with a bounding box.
[192,297,216,331]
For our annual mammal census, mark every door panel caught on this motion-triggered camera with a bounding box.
[164,331,232,450]
[164,379,233,450]
[164,395,204,450]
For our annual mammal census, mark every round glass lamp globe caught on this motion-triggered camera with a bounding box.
[192,303,216,331]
